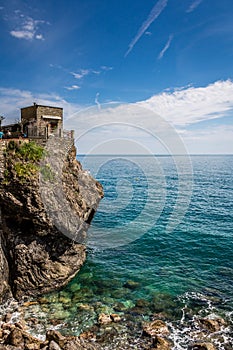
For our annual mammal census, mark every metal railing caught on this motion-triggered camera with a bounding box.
[27,126,74,140]
[27,126,47,139]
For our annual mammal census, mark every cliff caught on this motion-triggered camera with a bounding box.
[0,138,103,302]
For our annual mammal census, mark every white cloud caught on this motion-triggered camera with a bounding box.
[71,70,90,80]
[139,80,233,126]
[10,29,34,40]
[158,34,173,59]
[35,34,44,40]
[0,87,80,124]
[71,66,112,80]
[10,14,46,41]
[101,66,113,71]
[1,80,233,154]
[65,85,80,91]
[125,0,168,57]
[186,0,203,13]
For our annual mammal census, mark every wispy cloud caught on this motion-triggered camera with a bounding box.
[186,0,203,13]
[71,69,90,80]
[125,0,168,57]
[10,14,46,41]
[101,66,113,71]
[95,92,101,110]
[71,66,113,80]
[158,34,173,59]
[65,85,80,91]
[139,80,233,126]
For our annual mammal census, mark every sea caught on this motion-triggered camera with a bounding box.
[5,155,233,349]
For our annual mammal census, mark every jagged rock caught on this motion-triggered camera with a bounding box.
[0,141,103,301]
[5,327,24,347]
[49,340,62,350]
[152,335,172,350]
[188,342,216,350]
[5,324,43,349]
[143,319,170,337]
[46,329,66,348]
[198,317,226,332]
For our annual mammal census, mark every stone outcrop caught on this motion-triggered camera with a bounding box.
[0,138,103,301]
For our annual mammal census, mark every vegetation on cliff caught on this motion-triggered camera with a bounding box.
[3,140,44,182]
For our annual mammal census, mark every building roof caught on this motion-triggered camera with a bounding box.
[21,104,63,110]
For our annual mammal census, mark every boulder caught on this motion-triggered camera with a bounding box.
[188,342,216,350]
[98,313,112,325]
[199,317,226,332]
[143,319,170,337]
[152,335,172,350]
[46,329,66,348]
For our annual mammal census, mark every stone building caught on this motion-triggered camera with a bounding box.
[21,103,63,139]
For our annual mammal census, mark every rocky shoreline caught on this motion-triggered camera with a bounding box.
[0,301,231,350]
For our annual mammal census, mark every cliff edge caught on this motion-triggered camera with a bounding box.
[0,139,103,302]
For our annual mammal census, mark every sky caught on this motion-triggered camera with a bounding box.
[0,0,233,154]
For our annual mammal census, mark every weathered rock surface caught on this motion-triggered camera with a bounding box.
[142,319,170,337]
[0,324,102,350]
[188,342,216,350]
[198,317,226,332]
[0,139,103,301]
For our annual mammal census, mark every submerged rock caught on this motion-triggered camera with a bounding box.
[123,280,140,290]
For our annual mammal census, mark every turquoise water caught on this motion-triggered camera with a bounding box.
[22,155,233,348]
[81,155,233,300]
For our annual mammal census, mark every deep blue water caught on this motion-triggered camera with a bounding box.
[20,155,233,348]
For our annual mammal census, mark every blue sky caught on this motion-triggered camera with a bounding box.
[0,0,233,154]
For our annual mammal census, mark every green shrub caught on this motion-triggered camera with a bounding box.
[14,162,39,179]
[17,141,44,161]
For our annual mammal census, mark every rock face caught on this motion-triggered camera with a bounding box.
[0,139,103,301]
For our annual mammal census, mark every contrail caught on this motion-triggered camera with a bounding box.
[125,0,168,57]
[158,34,173,60]
[186,0,203,13]
[95,92,101,110]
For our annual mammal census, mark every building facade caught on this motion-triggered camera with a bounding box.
[21,103,63,139]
